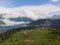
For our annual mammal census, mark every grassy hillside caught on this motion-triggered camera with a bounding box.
[0,27,60,45]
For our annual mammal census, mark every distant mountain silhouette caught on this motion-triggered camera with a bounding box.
[49,19,60,28]
[29,19,51,26]
[0,19,60,34]
[9,17,34,22]
[29,19,60,27]
[51,15,60,19]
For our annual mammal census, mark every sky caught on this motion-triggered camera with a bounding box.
[0,0,60,7]
[0,0,60,26]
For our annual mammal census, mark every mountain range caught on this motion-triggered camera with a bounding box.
[29,19,60,27]
[0,6,60,33]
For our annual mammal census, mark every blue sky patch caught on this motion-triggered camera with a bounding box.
[0,0,60,7]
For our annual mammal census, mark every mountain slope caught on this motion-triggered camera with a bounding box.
[29,19,51,26]
[49,19,60,28]
[29,19,60,28]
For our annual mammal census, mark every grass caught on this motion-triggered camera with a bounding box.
[0,28,60,45]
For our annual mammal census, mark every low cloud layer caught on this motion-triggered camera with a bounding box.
[0,4,60,26]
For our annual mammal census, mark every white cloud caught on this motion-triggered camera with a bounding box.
[51,0,59,2]
[0,4,60,26]
[2,19,27,26]
[1,4,60,19]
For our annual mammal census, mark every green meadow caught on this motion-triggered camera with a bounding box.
[0,27,60,45]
